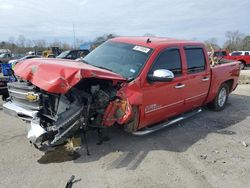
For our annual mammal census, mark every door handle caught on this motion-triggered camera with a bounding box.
[175,84,185,89]
[202,77,209,81]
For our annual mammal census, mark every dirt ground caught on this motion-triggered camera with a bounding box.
[0,85,250,188]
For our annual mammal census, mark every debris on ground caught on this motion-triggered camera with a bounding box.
[65,175,81,188]
[65,175,75,188]
[242,141,248,147]
[200,154,207,160]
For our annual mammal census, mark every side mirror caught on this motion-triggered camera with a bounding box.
[147,69,174,82]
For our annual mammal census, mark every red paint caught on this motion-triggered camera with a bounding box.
[14,37,240,131]
[224,52,250,65]
[14,58,126,94]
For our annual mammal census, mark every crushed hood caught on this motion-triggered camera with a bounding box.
[14,58,126,94]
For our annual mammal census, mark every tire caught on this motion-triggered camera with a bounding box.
[208,83,229,111]
[2,95,8,101]
[240,61,246,70]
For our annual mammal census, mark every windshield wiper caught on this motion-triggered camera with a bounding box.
[94,65,114,72]
[126,77,135,82]
[80,59,89,64]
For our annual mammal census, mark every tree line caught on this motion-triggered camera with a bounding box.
[204,30,250,51]
[0,31,249,54]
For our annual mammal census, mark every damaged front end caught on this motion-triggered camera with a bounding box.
[3,78,133,151]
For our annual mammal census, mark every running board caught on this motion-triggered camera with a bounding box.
[132,108,202,136]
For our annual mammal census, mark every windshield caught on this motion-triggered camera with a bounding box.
[57,51,70,58]
[231,52,242,56]
[83,41,152,79]
[214,51,226,57]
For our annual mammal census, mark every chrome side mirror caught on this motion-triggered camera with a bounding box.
[147,69,174,82]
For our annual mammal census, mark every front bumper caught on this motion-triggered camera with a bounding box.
[3,101,46,144]
[3,101,38,121]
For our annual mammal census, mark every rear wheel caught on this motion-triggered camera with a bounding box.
[208,83,229,111]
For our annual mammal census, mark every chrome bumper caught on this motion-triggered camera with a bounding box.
[3,101,38,121]
[3,101,46,144]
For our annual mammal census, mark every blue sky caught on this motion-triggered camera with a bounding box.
[0,0,249,45]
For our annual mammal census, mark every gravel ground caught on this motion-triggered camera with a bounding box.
[0,85,250,188]
[239,69,250,84]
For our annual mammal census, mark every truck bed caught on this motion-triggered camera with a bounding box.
[205,61,240,104]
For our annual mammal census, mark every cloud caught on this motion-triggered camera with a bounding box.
[0,3,14,10]
[79,0,88,6]
[0,0,249,45]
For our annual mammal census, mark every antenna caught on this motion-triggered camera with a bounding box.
[146,38,151,43]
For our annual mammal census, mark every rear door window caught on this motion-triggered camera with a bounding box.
[184,48,206,74]
[245,52,249,56]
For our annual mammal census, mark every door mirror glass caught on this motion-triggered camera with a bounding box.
[147,69,174,82]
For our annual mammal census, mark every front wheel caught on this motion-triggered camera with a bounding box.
[208,83,229,111]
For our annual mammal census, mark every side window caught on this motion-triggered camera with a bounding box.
[67,52,77,59]
[245,52,249,56]
[150,49,182,76]
[185,48,206,73]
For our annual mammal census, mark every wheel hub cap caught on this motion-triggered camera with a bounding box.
[218,88,227,107]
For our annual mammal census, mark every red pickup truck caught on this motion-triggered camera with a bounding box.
[224,51,250,69]
[213,50,230,58]
[3,37,240,151]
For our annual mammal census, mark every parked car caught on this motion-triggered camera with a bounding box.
[0,49,11,55]
[42,47,62,58]
[223,51,250,69]
[0,53,13,63]
[3,37,240,153]
[8,55,41,68]
[57,49,90,60]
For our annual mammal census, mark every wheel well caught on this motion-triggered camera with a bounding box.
[239,59,246,64]
[224,79,234,92]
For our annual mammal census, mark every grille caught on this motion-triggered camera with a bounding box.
[7,81,42,110]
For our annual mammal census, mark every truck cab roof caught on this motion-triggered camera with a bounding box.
[111,37,204,49]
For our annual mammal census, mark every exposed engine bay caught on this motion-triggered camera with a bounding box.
[4,78,133,151]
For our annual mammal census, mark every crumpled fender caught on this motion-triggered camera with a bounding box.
[102,98,133,127]
[102,80,143,126]
[14,58,126,94]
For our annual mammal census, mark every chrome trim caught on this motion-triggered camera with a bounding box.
[8,89,28,96]
[27,121,46,143]
[175,84,185,89]
[202,77,210,81]
[3,101,38,121]
[185,92,208,101]
[145,100,183,114]
[133,108,202,135]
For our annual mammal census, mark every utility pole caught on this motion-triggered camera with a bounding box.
[72,22,76,49]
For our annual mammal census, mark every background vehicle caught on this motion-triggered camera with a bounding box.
[213,50,230,58]
[57,49,90,60]
[0,49,11,55]
[0,53,13,63]
[8,55,41,68]
[3,37,240,152]
[223,51,250,69]
[42,47,62,58]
